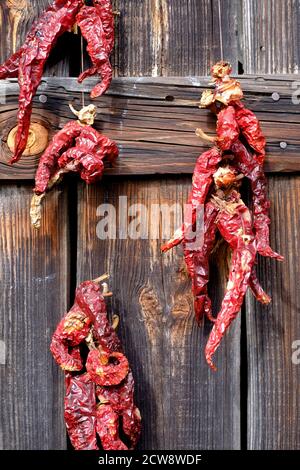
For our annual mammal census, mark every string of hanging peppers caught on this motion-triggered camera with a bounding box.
[162,61,283,370]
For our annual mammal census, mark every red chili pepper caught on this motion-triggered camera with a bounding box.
[93,1,115,53]
[231,140,283,260]
[205,190,257,370]
[161,147,221,253]
[184,202,219,323]
[50,303,91,371]
[64,373,98,450]
[248,267,271,305]
[234,101,266,165]
[31,105,118,230]
[75,280,122,353]
[96,372,142,449]
[77,5,113,98]
[96,405,128,450]
[163,63,283,370]
[34,121,83,195]
[2,0,83,163]
[216,106,240,151]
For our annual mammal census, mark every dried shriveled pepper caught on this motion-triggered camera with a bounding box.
[0,0,116,161]
[30,104,118,229]
[93,0,115,54]
[50,276,141,450]
[0,0,83,163]
[64,373,98,450]
[162,62,283,369]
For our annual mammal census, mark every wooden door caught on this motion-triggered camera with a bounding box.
[0,0,299,450]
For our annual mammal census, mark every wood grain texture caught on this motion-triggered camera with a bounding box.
[0,184,69,449]
[246,175,300,450]
[239,0,300,74]
[0,75,299,179]
[77,177,241,450]
[113,0,239,77]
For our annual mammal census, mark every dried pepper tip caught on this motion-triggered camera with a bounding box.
[86,349,129,386]
[69,103,97,126]
[205,353,217,372]
[30,193,45,230]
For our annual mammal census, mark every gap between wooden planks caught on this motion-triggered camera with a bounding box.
[0,75,299,179]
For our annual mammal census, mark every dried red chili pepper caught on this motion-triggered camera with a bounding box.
[162,62,283,369]
[96,371,142,449]
[51,276,141,450]
[30,104,118,229]
[234,102,266,164]
[96,404,128,450]
[203,169,258,370]
[93,0,115,54]
[161,146,221,253]
[86,349,129,386]
[74,279,122,353]
[231,139,283,260]
[0,0,83,163]
[50,303,91,371]
[77,5,113,98]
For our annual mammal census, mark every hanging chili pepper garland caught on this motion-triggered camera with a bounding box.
[162,61,283,371]
[30,103,118,229]
[51,275,142,450]
[0,0,115,163]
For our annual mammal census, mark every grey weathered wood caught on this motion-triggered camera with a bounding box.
[0,184,69,449]
[0,75,299,179]
[113,0,239,77]
[77,178,241,450]
[246,175,300,450]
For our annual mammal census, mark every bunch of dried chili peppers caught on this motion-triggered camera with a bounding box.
[51,275,141,450]
[162,61,283,370]
[0,0,115,163]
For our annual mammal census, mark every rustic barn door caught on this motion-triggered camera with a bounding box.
[0,0,299,450]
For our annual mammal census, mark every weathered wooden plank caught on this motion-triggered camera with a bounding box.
[0,184,69,449]
[0,75,299,179]
[246,175,300,450]
[77,177,241,450]
[0,0,74,76]
[239,0,300,74]
[113,0,238,77]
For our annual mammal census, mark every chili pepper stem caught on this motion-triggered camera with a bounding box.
[111,315,119,330]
